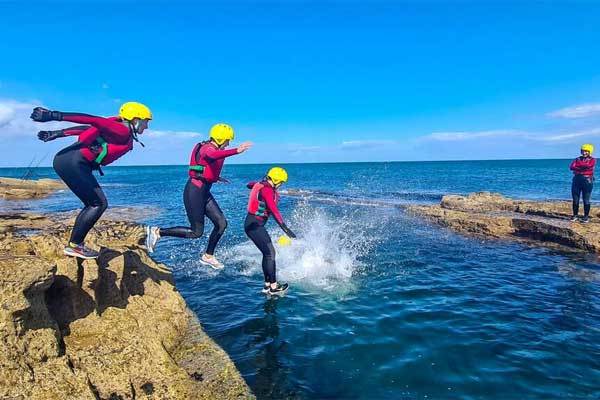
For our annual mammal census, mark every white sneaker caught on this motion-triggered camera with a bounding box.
[145,226,160,253]
[200,254,224,270]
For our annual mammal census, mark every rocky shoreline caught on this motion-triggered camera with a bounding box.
[0,211,254,399]
[0,177,66,200]
[409,192,600,253]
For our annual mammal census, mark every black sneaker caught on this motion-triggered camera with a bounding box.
[570,215,579,222]
[63,243,99,259]
[261,283,270,294]
[268,282,289,296]
[581,217,590,224]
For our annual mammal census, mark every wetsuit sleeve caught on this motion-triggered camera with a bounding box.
[570,159,579,171]
[247,181,257,189]
[262,186,285,226]
[62,125,92,136]
[60,113,130,138]
[203,146,239,162]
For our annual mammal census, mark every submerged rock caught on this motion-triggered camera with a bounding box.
[409,192,600,253]
[0,177,66,200]
[0,212,254,399]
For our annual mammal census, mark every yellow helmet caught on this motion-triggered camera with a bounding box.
[119,102,152,121]
[209,123,234,145]
[581,143,594,154]
[267,167,288,185]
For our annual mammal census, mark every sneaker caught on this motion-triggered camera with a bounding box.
[570,216,579,222]
[145,226,160,253]
[268,282,289,296]
[200,254,224,270]
[581,217,590,224]
[261,283,270,294]
[63,243,99,259]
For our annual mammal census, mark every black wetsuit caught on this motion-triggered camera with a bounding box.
[572,175,594,217]
[244,213,277,283]
[53,143,108,244]
[159,179,227,255]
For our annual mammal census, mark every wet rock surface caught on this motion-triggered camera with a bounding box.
[409,192,600,253]
[0,177,66,200]
[0,211,253,399]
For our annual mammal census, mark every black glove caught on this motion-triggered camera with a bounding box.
[37,130,64,142]
[280,223,297,238]
[30,107,63,122]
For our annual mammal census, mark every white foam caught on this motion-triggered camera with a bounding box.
[224,202,384,294]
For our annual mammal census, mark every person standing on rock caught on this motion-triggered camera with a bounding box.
[32,103,153,259]
[570,143,596,223]
[145,124,252,269]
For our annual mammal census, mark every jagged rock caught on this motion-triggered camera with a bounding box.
[409,192,600,252]
[0,177,65,200]
[0,212,253,399]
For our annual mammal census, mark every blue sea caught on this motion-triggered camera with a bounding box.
[2,160,600,399]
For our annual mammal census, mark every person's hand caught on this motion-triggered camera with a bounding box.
[37,130,64,142]
[237,142,253,154]
[281,224,296,238]
[30,107,62,122]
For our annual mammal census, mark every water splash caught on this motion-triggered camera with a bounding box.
[224,202,385,293]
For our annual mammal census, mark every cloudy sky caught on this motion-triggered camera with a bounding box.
[1,1,599,167]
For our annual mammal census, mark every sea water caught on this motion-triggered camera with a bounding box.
[2,160,599,399]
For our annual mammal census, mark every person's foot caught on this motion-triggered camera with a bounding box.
[570,215,580,222]
[581,216,590,224]
[63,242,99,259]
[268,282,289,296]
[261,283,270,294]
[200,253,224,270]
[145,226,160,253]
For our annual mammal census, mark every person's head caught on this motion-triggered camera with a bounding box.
[581,143,594,157]
[209,123,234,148]
[266,167,288,188]
[119,102,152,134]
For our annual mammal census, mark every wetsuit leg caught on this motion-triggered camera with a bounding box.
[572,177,582,216]
[204,194,227,255]
[160,179,209,238]
[244,214,276,283]
[582,177,593,217]
[53,147,108,244]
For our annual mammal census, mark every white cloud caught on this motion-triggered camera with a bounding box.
[340,139,398,149]
[547,103,600,119]
[144,129,201,139]
[0,99,67,138]
[423,130,521,142]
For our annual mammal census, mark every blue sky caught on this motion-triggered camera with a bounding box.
[1,1,600,166]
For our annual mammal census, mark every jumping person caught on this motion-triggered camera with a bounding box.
[145,124,252,269]
[245,167,296,296]
[32,102,152,259]
[570,143,596,223]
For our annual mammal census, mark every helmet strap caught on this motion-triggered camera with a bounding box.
[128,121,145,147]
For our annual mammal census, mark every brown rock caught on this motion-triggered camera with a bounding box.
[409,192,600,252]
[0,212,254,399]
[0,177,66,200]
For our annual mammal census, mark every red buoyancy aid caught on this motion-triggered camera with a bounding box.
[188,141,210,180]
[247,182,268,218]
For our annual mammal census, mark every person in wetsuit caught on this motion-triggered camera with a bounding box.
[245,167,296,296]
[32,102,152,259]
[145,124,252,269]
[570,143,596,223]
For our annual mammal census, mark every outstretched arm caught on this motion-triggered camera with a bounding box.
[31,107,129,138]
